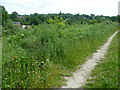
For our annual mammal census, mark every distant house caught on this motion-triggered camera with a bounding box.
[22,25,32,29]
[13,22,21,25]
[26,25,31,29]
[17,16,24,19]
[22,25,26,29]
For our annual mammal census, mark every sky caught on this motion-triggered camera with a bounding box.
[0,0,119,16]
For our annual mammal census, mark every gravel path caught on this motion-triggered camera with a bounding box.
[61,31,118,88]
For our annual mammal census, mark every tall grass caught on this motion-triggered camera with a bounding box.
[0,25,2,88]
[2,22,118,88]
[0,39,2,88]
[83,32,118,88]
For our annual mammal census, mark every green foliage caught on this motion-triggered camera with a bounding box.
[1,5,22,35]
[117,15,120,22]
[10,11,19,20]
[2,6,118,88]
[8,9,117,26]
[2,20,22,36]
[2,22,118,88]
[47,16,66,28]
[30,16,40,25]
[0,5,9,26]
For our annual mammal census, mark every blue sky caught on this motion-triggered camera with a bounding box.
[0,0,119,16]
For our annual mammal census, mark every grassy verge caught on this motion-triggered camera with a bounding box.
[83,32,118,88]
[0,40,2,88]
[2,22,118,88]
[0,25,2,88]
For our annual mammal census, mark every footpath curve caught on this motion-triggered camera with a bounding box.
[62,31,118,88]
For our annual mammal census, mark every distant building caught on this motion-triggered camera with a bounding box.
[22,25,32,29]
[22,25,26,29]
[26,25,31,29]
[13,22,32,29]
[13,22,21,25]
[17,16,24,19]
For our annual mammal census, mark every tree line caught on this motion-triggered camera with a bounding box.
[1,5,119,27]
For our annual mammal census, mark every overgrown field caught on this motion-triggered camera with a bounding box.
[83,32,118,88]
[2,22,118,88]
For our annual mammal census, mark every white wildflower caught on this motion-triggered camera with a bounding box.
[21,34,25,36]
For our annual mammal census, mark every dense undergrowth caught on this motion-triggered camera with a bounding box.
[83,32,118,88]
[2,22,118,88]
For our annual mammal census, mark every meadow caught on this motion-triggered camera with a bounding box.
[2,21,118,88]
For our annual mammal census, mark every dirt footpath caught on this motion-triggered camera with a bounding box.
[61,31,118,88]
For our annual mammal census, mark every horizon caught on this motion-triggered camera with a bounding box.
[1,0,119,16]
[7,11,117,17]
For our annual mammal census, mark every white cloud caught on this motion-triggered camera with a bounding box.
[1,0,119,16]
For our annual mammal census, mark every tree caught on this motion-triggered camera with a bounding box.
[30,16,40,25]
[0,5,9,26]
[38,14,48,22]
[10,11,19,20]
[58,11,62,15]
[117,15,120,22]
[110,16,117,22]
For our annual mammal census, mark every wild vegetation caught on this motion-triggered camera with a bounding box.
[83,33,118,88]
[1,5,118,88]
